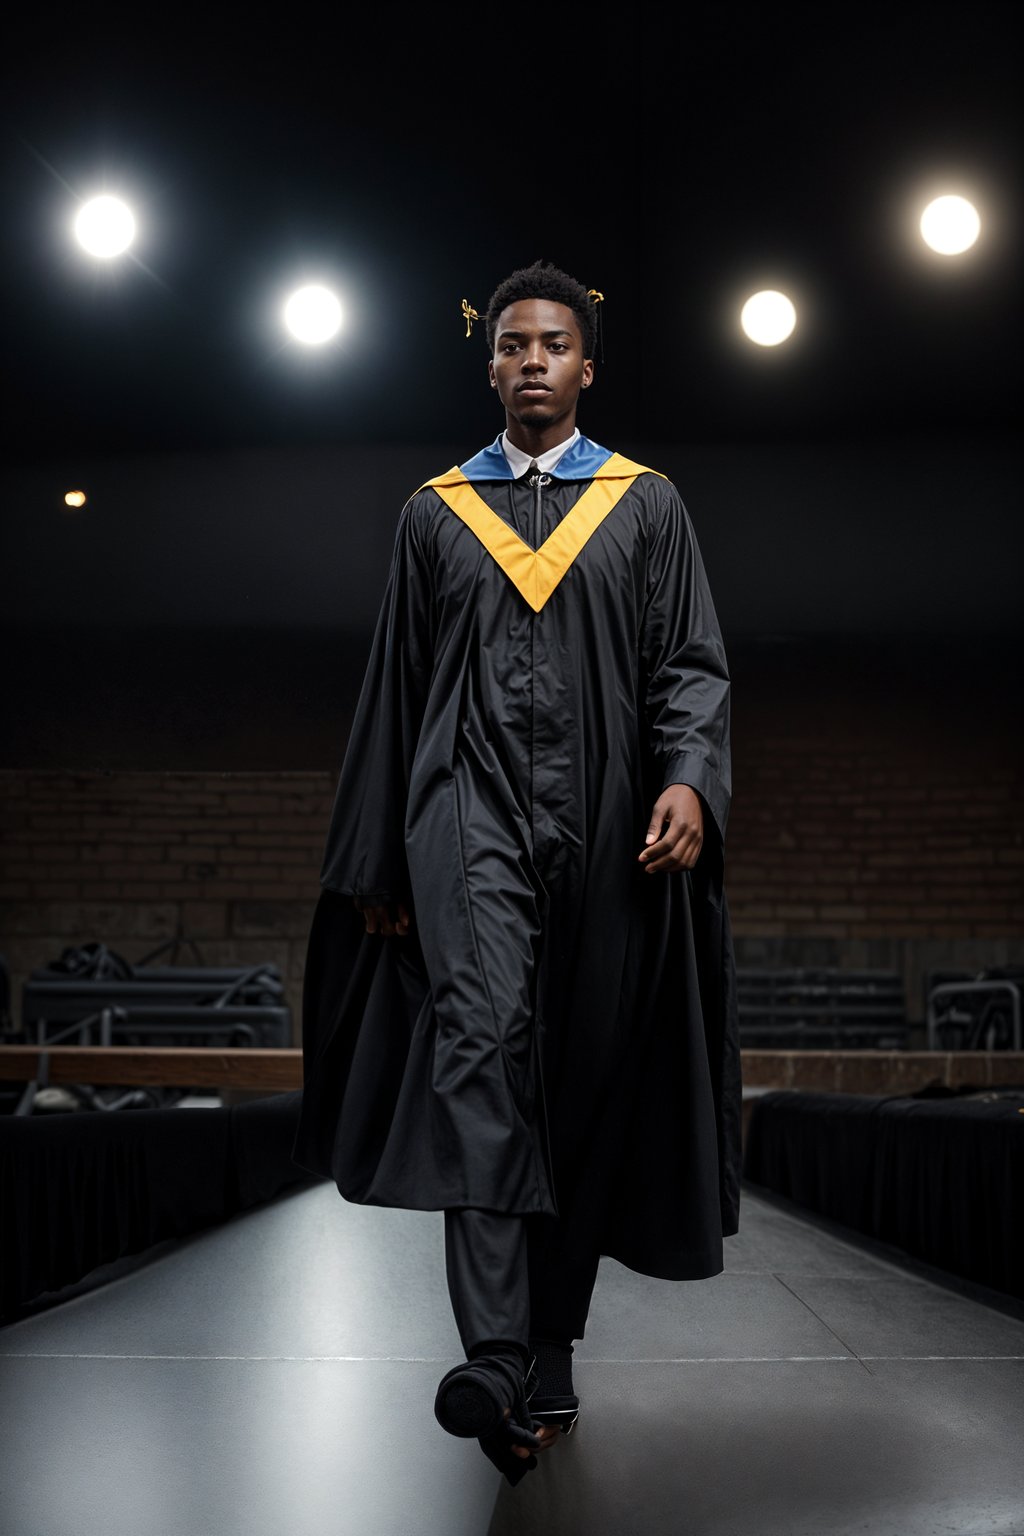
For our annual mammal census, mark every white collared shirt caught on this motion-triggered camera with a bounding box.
[500,426,580,479]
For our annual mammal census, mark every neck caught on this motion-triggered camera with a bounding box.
[504,411,578,459]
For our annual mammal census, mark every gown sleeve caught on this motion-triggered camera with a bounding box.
[318,494,436,905]
[639,478,732,846]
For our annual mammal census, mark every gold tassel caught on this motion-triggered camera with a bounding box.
[461,299,480,338]
[587,290,605,362]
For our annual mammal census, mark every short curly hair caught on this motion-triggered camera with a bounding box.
[485,260,597,357]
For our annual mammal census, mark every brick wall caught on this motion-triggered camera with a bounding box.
[728,749,1022,940]
[2,728,1021,1037]
[0,772,332,1036]
[725,660,1024,1015]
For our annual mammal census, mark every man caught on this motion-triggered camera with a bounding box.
[292,260,740,1485]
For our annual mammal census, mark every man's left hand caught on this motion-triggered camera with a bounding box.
[638,784,704,873]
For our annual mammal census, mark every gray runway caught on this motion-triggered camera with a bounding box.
[1,1182,1022,1536]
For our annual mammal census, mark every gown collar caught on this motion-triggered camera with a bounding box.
[500,427,579,478]
[460,432,614,483]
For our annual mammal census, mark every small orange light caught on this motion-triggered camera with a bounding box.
[64,490,87,508]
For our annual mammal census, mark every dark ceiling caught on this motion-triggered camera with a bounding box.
[3,5,1020,457]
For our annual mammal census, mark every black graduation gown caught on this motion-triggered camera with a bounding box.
[292,433,742,1281]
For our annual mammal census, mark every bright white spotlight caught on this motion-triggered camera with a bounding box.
[283,285,343,345]
[920,195,980,255]
[64,490,87,508]
[740,290,797,347]
[74,196,136,258]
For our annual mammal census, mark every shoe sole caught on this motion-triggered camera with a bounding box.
[434,1377,503,1438]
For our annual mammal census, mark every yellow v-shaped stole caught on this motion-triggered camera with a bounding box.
[422,453,661,613]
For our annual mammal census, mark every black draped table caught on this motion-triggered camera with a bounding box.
[743,1088,1024,1299]
[0,1091,314,1320]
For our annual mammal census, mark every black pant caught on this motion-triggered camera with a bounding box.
[444,1207,602,1357]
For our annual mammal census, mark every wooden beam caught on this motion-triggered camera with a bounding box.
[0,1047,302,1091]
[741,1049,1024,1094]
[1,1046,1021,1095]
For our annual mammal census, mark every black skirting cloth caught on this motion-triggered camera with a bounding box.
[743,1088,1024,1299]
[0,1090,313,1320]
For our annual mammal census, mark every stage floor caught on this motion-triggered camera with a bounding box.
[1,1182,1022,1536]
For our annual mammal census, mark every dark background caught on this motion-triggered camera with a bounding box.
[1,5,1020,768]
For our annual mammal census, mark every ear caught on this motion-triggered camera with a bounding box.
[487,358,497,389]
[581,358,595,389]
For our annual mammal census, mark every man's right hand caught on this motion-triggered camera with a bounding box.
[353,898,412,937]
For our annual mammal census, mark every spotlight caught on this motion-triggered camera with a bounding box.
[740,290,797,347]
[920,195,980,255]
[74,196,136,258]
[283,285,344,345]
[64,490,87,508]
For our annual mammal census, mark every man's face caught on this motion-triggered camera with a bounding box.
[488,298,593,431]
